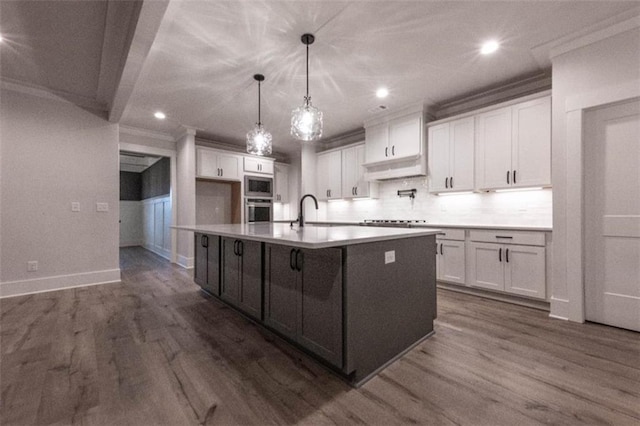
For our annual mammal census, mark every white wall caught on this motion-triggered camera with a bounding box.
[119,201,143,246]
[320,176,552,227]
[142,195,172,260]
[0,89,120,297]
[176,129,196,268]
[550,25,640,321]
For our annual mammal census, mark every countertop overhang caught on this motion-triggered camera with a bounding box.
[173,223,441,249]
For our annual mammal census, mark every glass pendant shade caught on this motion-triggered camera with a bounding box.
[291,97,323,141]
[291,33,323,142]
[246,74,272,156]
[246,124,272,156]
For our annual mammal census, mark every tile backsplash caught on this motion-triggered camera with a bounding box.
[316,176,552,227]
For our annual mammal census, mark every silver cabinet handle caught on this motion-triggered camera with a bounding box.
[450,176,453,188]
[392,145,395,156]
[507,170,510,184]
[385,147,388,157]
[513,170,517,184]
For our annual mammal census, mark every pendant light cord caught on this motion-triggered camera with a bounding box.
[258,79,261,126]
[306,43,309,101]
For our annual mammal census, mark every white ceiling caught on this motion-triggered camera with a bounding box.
[2,1,639,156]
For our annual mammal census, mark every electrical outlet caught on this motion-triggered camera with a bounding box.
[27,261,38,272]
[96,202,109,212]
[71,202,80,212]
[384,250,396,264]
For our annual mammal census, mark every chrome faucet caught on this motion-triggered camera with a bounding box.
[298,194,318,227]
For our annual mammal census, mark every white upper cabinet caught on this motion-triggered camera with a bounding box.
[476,96,551,190]
[365,112,423,165]
[341,144,378,198]
[244,156,274,175]
[274,164,289,203]
[428,116,475,193]
[511,96,551,188]
[197,147,240,181]
[316,150,342,200]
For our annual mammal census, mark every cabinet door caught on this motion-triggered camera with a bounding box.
[264,244,299,339]
[440,240,466,284]
[389,113,422,159]
[196,148,219,178]
[353,145,371,197]
[238,239,263,319]
[468,242,504,291]
[511,96,551,188]
[341,146,359,198]
[316,150,342,200]
[298,248,343,368]
[218,154,239,180]
[274,164,289,203]
[194,233,208,287]
[365,123,389,164]
[245,157,274,175]
[450,117,475,191]
[259,160,274,175]
[428,123,450,192]
[221,237,240,304]
[206,235,220,295]
[504,245,546,299]
[476,107,512,190]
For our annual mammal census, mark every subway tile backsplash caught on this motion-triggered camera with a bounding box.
[317,176,552,227]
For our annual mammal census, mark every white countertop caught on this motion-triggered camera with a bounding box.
[173,223,441,249]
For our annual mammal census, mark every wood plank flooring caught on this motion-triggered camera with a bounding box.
[1,246,638,425]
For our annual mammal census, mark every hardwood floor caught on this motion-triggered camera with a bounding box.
[1,246,638,425]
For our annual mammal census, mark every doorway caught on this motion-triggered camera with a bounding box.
[584,98,640,332]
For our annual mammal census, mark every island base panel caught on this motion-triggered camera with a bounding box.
[344,235,436,384]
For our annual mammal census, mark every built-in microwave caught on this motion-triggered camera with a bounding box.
[245,198,273,223]
[244,175,273,197]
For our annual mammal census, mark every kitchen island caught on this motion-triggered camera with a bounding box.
[176,223,440,386]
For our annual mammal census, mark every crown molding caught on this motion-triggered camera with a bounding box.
[1,78,107,112]
[531,8,640,67]
[119,124,175,142]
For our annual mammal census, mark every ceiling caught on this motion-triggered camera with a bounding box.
[120,152,162,173]
[2,1,639,156]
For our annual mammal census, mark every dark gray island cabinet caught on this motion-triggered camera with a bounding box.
[186,223,438,386]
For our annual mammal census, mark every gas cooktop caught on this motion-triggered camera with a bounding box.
[360,219,428,228]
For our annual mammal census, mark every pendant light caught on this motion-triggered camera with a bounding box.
[291,33,323,141]
[246,74,273,156]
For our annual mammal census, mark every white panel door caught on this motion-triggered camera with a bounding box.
[585,99,640,332]
[154,201,164,251]
[389,114,421,159]
[353,145,370,197]
[440,240,466,284]
[163,200,172,252]
[428,123,450,192]
[476,107,512,190]
[341,146,359,197]
[218,154,239,180]
[504,244,546,299]
[511,96,551,187]
[365,123,388,163]
[196,148,219,178]
[450,117,475,191]
[468,242,504,291]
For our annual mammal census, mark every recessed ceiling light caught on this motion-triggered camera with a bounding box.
[480,40,499,55]
[376,87,389,98]
[0,34,4,43]
[154,111,166,120]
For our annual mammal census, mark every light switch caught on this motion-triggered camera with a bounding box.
[71,202,80,212]
[27,261,38,272]
[385,250,396,264]
[96,202,109,212]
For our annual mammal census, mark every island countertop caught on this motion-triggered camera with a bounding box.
[174,223,441,249]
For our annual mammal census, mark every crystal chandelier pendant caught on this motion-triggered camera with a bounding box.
[291,96,323,141]
[246,74,272,156]
[246,123,272,156]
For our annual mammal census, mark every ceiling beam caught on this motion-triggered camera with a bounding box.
[108,0,170,123]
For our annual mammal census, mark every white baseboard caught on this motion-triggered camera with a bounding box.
[0,269,121,298]
[120,240,143,248]
[177,254,194,269]
[143,244,171,261]
[549,296,570,320]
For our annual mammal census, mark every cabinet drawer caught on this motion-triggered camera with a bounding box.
[469,230,545,246]
[435,229,465,241]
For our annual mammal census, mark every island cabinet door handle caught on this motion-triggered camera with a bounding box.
[295,250,304,272]
[440,244,443,255]
[505,248,509,263]
[499,247,502,262]
[237,240,243,256]
[289,249,296,270]
[233,240,238,256]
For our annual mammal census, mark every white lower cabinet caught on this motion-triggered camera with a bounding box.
[436,239,465,284]
[468,241,546,300]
